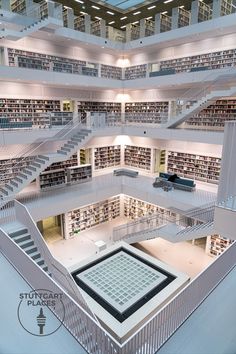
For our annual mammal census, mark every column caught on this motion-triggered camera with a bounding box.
[100,19,106,38]
[191,0,199,24]
[84,14,91,34]
[1,0,11,11]
[154,13,161,34]
[171,7,179,30]
[66,8,75,29]
[126,24,132,42]
[139,18,145,38]
[212,0,222,18]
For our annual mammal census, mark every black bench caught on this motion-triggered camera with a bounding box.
[153,173,196,192]
[113,169,138,178]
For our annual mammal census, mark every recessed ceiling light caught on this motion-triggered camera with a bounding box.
[164,0,173,3]
[95,16,101,20]
[146,16,153,20]
[108,21,115,24]
[132,21,139,24]
[161,11,168,14]
[80,11,88,15]
[179,5,184,8]
[121,25,126,28]
[147,5,156,10]
[74,0,84,3]
[133,11,141,15]
[120,16,127,20]
[92,5,100,10]
[107,11,114,15]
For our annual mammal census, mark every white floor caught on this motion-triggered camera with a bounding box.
[46,218,214,279]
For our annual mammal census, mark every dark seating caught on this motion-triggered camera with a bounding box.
[149,68,176,77]
[153,173,196,192]
[113,168,138,177]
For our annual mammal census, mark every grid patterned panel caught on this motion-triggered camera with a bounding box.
[77,251,166,313]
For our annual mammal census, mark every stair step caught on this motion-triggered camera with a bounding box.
[12,233,31,244]
[30,251,41,260]
[18,239,34,249]
[71,138,82,142]
[38,155,49,161]
[42,265,48,272]
[10,180,18,187]
[4,184,14,191]
[9,228,28,238]
[31,162,41,168]
[23,169,32,176]
[15,176,23,183]
[0,188,8,195]
[27,166,37,172]
[24,245,38,255]
[57,150,67,155]
[36,258,45,267]
[64,144,75,148]
[18,173,28,179]
[61,147,71,152]
[35,158,46,164]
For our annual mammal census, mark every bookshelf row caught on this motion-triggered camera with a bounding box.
[208,234,234,256]
[124,145,152,171]
[0,156,35,185]
[39,162,92,190]
[7,48,122,80]
[77,101,122,121]
[94,146,121,170]
[185,99,236,129]
[124,195,176,220]
[0,98,73,128]
[167,151,221,184]
[63,195,120,238]
[125,101,169,124]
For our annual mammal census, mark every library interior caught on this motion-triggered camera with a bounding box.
[1,0,236,353]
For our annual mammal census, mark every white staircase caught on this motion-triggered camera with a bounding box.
[165,85,236,129]
[0,128,92,200]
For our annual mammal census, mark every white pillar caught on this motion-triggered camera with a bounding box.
[212,0,222,18]
[140,18,145,38]
[84,14,91,34]
[191,0,199,24]
[171,7,179,30]
[154,13,161,34]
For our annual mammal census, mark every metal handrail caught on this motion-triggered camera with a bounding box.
[0,117,85,181]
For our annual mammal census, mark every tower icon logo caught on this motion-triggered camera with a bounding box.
[18,289,65,336]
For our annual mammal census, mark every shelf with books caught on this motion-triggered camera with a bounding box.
[208,234,234,256]
[67,164,92,185]
[0,156,35,185]
[124,64,147,80]
[124,145,152,171]
[101,64,122,80]
[63,195,120,238]
[184,99,236,130]
[124,195,176,221]
[125,101,169,124]
[77,101,121,120]
[167,151,221,184]
[94,145,121,170]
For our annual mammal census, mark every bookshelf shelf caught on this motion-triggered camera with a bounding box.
[124,64,147,80]
[77,101,121,121]
[124,145,152,171]
[101,64,122,80]
[125,101,169,124]
[94,145,121,170]
[167,151,221,184]
[209,234,234,256]
[63,196,120,238]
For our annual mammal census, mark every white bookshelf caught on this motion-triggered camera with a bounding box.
[124,145,152,171]
[0,156,35,185]
[207,234,234,256]
[63,195,120,238]
[167,151,221,184]
[101,64,122,80]
[94,145,121,170]
[125,101,169,124]
[124,64,147,80]
[124,195,176,220]
[67,164,92,185]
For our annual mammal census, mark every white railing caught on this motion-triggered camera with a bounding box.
[14,200,96,318]
[1,208,236,353]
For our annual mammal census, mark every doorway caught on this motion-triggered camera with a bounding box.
[38,215,63,244]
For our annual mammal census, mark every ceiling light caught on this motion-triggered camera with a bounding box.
[95,16,101,20]
[179,5,184,8]
[132,21,139,24]
[161,11,168,14]
[107,11,114,15]
[133,11,141,15]
[92,5,100,10]
[146,16,153,20]
[164,0,173,3]
[120,16,127,20]
[74,0,84,3]
[121,25,126,28]
[108,21,115,24]
[147,5,156,10]
[80,11,88,15]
